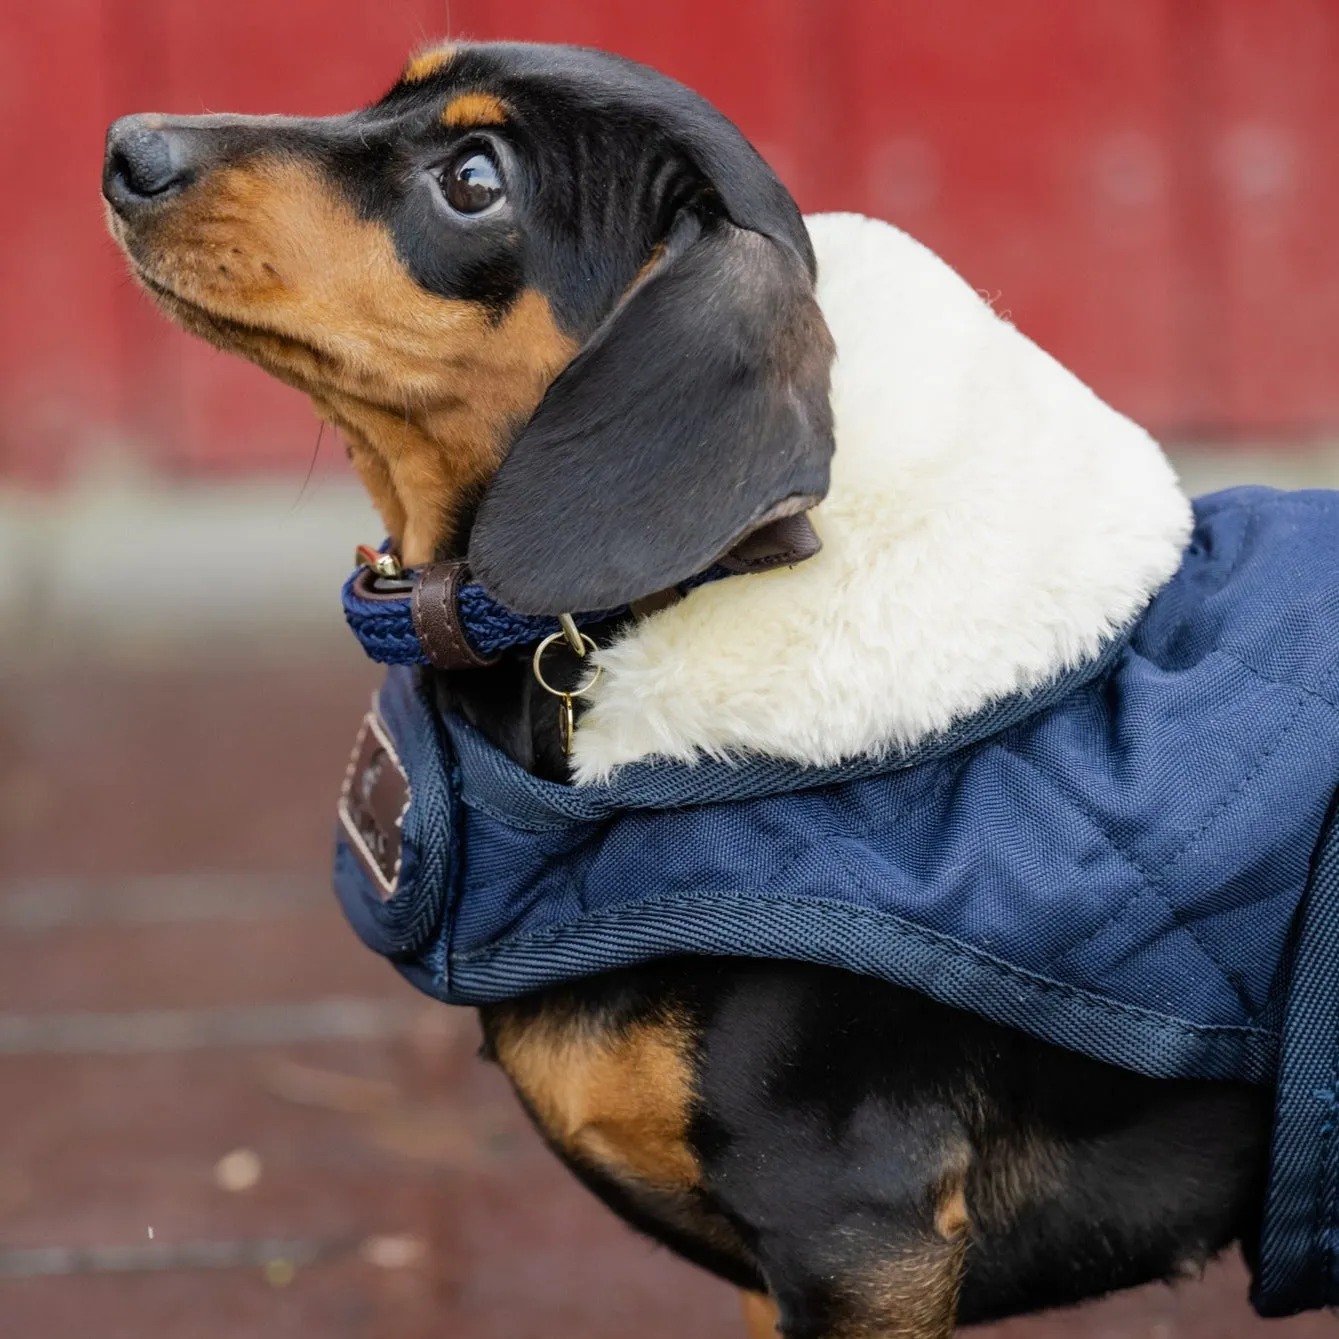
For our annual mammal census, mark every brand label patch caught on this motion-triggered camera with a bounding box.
[338,710,410,901]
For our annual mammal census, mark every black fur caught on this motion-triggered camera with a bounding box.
[469,210,834,612]
[477,958,1269,1335]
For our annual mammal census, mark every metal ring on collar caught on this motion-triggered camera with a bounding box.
[531,631,603,698]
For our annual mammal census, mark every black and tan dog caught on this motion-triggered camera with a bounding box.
[104,42,1268,1338]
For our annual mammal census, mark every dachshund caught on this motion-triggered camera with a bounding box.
[104,42,1270,1339]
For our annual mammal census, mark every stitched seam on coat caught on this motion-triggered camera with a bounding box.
[1143,686,1310,886]
[568,807,856,929]
[995,688,1313,1019]
[992,736,1250,1008]
[1055,687,1309,1019]
[1216,648,1339,716]
[452,888,1274,1042]
[459,791,585,832]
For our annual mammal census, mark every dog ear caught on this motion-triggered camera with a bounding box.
[467,210,835,615]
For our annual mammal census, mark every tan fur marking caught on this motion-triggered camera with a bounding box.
[968,1132,1066,1235]
[342,436,407,544]
[441,92,508,128]
[832,1167,971,1337]
[110,159,575,562]
[933,1184,969,1241]
[492,1011,700,1190]
[631,241,667,291]
[402,46,456,83]
[830,1238,964,1339]
[741,1291,780,1339]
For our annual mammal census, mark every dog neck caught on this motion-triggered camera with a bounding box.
[568,212,1193,784]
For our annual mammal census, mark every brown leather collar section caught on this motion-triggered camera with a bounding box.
[717,512,822,574]
[631,513,822,619]
[411,561,500,670]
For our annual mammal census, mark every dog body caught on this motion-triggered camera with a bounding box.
[105,43,1282,1336]
[481,962,1268,1337]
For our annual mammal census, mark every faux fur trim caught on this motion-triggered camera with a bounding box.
[570,213,1192,784]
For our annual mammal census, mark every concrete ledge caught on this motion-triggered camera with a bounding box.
[1,467,379,661]
[5,445,1338,660]
[1171,440,1339,494]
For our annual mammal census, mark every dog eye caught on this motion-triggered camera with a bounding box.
[441,151,504,214]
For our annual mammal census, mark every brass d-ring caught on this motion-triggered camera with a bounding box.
[532,630,603,698]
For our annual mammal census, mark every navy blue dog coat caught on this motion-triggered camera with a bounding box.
[334,485,1339,1315]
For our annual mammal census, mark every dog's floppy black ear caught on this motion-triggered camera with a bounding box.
[467,210,835,615]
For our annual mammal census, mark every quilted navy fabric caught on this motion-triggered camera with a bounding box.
[333,486,1339,1313]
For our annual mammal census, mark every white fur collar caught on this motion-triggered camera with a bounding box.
[570,213,1192,784]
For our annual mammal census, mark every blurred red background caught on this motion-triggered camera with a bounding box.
[5,0,1339,486]
[5,8,1339,1335]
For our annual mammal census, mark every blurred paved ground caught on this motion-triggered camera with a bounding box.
[3,446,1338,1335]
[0,656,748,1338]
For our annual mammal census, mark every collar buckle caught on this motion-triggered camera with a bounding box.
[355,544,405,581]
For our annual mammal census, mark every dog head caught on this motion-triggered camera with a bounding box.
[104,41,835,612]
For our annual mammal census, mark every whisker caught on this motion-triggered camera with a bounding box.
[289,420,326,512]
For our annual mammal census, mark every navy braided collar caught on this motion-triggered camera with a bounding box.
[342,550,732,667]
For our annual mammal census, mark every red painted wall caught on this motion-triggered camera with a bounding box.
[3,1,1337,481]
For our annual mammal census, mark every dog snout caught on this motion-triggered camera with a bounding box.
[103,115,198,212]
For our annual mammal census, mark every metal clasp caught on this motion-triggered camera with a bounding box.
[355,545,404,581]
[557,612,584,655]
[532,626,602,756]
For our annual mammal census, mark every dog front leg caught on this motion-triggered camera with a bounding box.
[711,1104,972,1339]
[752,1221,967,1339]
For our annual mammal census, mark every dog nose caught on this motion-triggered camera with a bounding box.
[103,116,196,210]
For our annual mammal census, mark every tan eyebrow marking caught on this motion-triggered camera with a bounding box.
[402,46,456,84]
[442,92,508,128]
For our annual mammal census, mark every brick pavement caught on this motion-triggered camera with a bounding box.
[1,657,1334,1336]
